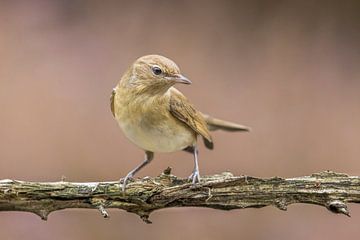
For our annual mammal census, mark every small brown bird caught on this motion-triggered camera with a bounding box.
[111,55,250,191]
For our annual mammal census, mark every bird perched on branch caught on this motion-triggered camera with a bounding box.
[111,55,250,191]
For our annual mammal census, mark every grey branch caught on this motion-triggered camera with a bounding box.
[1,169,359,223]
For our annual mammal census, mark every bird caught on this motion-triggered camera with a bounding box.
[111,55,250,191]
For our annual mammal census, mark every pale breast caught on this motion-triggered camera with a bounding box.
[114,89,196,152]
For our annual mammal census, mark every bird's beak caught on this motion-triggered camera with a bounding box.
[166,74,192,85]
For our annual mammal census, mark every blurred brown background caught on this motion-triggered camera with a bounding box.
[0,0,360,239]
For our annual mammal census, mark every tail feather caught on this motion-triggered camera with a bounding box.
[202,114,251,132]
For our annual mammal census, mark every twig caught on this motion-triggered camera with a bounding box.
[0,170,359,223]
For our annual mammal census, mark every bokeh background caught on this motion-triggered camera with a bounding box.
[0,0,360,239]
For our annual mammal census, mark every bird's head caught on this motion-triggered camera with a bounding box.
[121,55,191,94]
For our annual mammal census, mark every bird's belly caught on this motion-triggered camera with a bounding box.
[118,117,196,153]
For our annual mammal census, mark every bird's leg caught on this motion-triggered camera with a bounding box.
[187,146,200,184]
[120,151,154,192]
[183,146,197,180]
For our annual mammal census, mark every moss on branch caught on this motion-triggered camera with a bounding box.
[0,170,359,223]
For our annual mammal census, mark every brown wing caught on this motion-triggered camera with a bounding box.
[110,88,116,117]
[169,89,213,147]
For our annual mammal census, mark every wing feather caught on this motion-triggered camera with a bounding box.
[169,89,212,144]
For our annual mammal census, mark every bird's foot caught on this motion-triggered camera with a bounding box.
[188,170,200,184]
[120,172,134,192]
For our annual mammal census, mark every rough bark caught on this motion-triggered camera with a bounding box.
[1,169,359,223]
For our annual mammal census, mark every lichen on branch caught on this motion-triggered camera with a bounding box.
[0,170,359,223]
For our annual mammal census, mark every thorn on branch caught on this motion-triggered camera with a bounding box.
[35,209,49,221]
[163,167,172,175]
[326,200,350,217]
[91,198,110,218]
[139,212,152,224]
[97,205,110,219]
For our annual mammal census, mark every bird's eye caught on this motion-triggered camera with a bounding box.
[152,66,162,75]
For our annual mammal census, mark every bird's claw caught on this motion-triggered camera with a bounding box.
[188,170,200,184]
[120,173,134,192]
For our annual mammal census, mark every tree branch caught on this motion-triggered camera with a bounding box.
[1,169,359,223]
